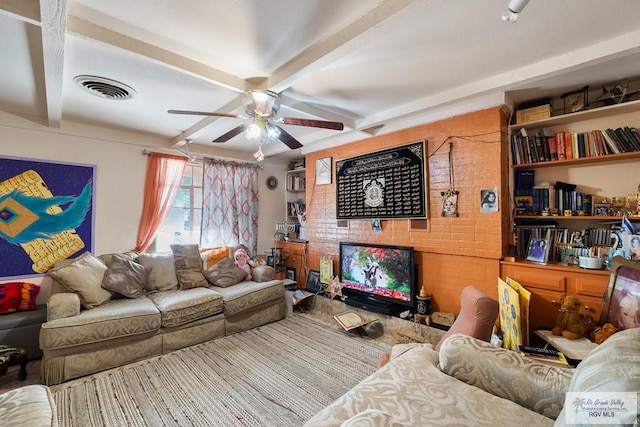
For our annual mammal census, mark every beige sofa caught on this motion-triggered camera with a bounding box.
[305,328,640,426]
[39,249,285,385]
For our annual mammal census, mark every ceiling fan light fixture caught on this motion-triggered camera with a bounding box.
[501,0,529,22]
[246,122,262,139]
[243,90,280,117]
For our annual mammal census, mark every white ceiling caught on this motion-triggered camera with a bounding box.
[1,0,640,162]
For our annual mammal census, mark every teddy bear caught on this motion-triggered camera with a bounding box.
[234,247,254,281]
[551,295,586,340]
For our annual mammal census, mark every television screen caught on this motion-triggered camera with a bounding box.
[339,242,415,307]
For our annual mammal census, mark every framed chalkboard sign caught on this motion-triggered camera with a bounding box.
[335,141,427,219]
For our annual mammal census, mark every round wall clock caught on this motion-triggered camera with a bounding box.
[266,176,278,190]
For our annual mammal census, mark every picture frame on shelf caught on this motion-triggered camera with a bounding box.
[285,267,296,282]
[601,256,640,331]
[526,237,550,264]
[305,269,322,293]
[594,204,610,216]
[561,85,589,114]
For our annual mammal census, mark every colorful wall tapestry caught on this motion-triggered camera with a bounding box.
[0,156,95,279]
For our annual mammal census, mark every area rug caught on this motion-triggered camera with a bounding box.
[51,314,385,426]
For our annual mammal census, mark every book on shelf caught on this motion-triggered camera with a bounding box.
[334,311,370,331]
[517,345,570,367]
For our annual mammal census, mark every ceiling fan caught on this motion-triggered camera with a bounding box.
[168,90,344,154]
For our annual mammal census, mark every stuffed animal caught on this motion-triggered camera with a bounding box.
[234,247,253,281]
[592,322,618,344]
[551,295,586,340]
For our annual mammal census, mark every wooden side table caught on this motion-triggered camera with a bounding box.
[0,345,28,380]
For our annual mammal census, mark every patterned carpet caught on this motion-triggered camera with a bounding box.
[50,315,385,426]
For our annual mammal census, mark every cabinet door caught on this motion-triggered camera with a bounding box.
[529,288,565,333]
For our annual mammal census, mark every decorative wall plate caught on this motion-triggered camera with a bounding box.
[266,176,278,190]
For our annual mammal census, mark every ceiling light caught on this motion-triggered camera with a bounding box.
[501,0,530,22]
[253,146,265,162]
[246,122,262,139]
[242,90,280,117]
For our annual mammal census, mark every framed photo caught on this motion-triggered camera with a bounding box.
[480,188,498,213]
[526,237,550,264]
[266,254,274,267]
[561,85,589,114]
[515,195,534,215]
[622,234,640,261]
[271,247,283,266]
[316,157,332,185]
[319,256,333,284]
[594,204,610,216]
[305,269,322,293]
[600,256,640,331]
[285,267,296,282]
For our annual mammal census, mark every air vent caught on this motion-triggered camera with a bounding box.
[73,75,136,100]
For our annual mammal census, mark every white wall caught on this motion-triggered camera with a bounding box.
[0,111,287,302]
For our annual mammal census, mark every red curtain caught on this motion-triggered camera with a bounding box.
[133,153,187,252]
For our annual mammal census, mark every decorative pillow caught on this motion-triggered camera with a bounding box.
[98,252,139,267]
[203,257,247,288]
[137,253,179,292]
[251,265,276,282]
[200,247,230,269]
[171,244,208,290]
[0,282,41,314]
[47,252,113,309]
[101,254,150,298]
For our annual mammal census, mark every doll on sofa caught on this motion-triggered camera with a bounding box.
[234,247,254,281]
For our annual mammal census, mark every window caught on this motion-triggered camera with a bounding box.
[153,163,202,252]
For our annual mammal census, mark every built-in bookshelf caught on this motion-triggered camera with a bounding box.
[286,166,306,223]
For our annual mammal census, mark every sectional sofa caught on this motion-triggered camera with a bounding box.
[39,246,285,385]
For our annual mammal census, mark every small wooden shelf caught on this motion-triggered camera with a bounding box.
[510,99,640,131]
[500,259,610,276]
[512,150,640,169]
[514,215,638,221]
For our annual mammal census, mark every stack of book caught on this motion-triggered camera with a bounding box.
[510,126,640,165]
[517,345,570,367]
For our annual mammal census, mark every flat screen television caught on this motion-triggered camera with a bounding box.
[339,242,415,309]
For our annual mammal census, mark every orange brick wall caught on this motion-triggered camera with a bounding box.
[304,107,510,314]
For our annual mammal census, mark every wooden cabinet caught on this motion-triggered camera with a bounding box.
[501,261,609,340]
[276,241,308,288]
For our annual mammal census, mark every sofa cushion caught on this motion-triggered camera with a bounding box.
[251,265,276,282]
[439,334,571,420]
[146,287,223,328]
[304,341,554,426]
[554,327,640,427]
[203,257,247,287]
[171,244,208,290]
[0,385,58,427]
[101,253,150,298]
[40,297,161,350]
[47,252,113,309]
[210,280,283,316]
[0,282,40,314]
[137,253,179,292]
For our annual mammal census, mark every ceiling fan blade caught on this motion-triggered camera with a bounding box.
[168,109,242,119]
[282,117,344,131]
[275,125,303,149]
[213,125,247,143]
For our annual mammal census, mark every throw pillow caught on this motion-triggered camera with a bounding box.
[137,253,179,292]
[47,252,113,309]
[171,244,208,290]
[251,265,276,282]
[101,254,150,298]
[0,282,41,314]
[203,257,247,288]
[98,252,139,267]
[200,247,230,269]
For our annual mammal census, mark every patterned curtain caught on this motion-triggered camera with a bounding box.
[201,159,259,256]
[133,153,187,253]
